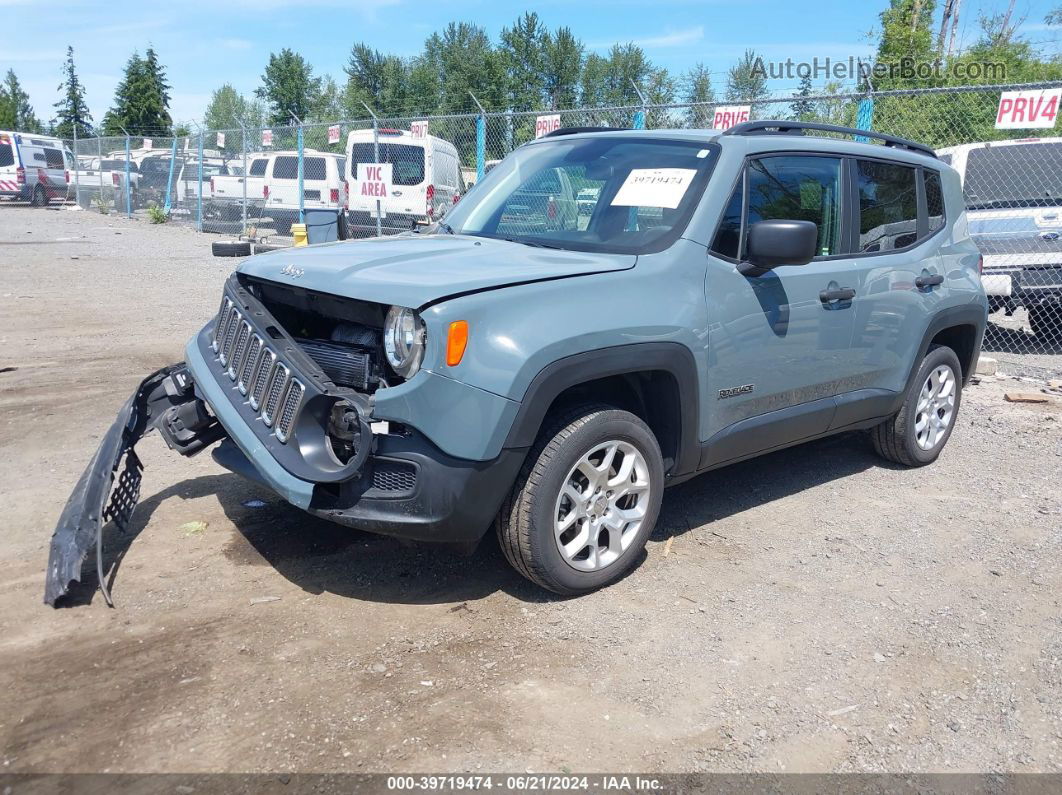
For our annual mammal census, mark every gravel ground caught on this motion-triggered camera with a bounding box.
[1,204,1061,774]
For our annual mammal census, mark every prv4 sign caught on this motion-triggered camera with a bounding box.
[712,106,751,130]
[535,114,561,138]
[995,89,1061,129]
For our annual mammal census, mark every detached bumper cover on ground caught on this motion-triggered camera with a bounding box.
[44,365,224,606]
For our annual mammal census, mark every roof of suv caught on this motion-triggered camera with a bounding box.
[532,121,941,165]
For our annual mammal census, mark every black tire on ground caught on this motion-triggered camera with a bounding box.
[211,240,252,258]
[497,404,664,596]
[30,185,48,207]
[1029,306,1062,339]
[872,344,963,467]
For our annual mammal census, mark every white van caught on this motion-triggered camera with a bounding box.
[344,128,463,235]
[261,149,345,235]
[0,131,71,206]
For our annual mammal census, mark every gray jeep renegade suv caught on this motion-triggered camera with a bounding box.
[46,121,988,603]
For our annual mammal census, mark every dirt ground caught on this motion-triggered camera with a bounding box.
[1,204,1060,774]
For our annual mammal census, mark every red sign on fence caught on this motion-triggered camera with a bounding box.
[327,125,341,144]
[711,106,751,130]
[262,129,273,147]
[411,120,429,139]
[535,114,561,138]
[995,89,1061,129]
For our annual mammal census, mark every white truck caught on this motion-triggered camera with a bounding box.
[72,156,141,209]
[209,153,270,220]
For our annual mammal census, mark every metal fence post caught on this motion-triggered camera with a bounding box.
[630,79,647,130]
[96,135,103,212]
[163,137,177,214]
[240,123,247,234]
[196,130,204,232]
[361,102,382,237]
[294,115,305,225]
[71,124,80,207]
[469,91,487,182]
[124,135,132,217]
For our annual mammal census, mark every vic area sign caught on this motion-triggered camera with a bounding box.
[995,89,1061,129]
[354,163,393,198]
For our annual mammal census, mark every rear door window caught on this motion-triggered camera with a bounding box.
[249,158,267,177]
[304,157,326,181]
[857,160,918,252]
[272,156,298,179]
[350,143,425,185]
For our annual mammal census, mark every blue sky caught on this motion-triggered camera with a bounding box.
[4,0,1060,126]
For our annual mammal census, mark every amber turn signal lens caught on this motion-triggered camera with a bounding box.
[446,320,469,366]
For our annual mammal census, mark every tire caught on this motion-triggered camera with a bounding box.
[212,240,252,258]
[872,345,963,467]
[497,405,664,595]
[1029,305,1062,340]
[30,185,48,207]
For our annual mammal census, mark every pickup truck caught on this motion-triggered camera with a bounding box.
[210,153,269,220]
[73,157,141,209]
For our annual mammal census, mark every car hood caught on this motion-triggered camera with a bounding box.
[239,234,636,308]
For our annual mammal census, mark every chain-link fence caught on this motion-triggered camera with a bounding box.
[31,81,1062,372]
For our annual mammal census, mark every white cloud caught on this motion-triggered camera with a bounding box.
[590,25,705,50]
[632,26,705,48]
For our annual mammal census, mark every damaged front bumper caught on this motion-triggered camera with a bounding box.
[43,365,226,606]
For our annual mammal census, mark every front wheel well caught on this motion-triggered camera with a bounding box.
[929,323,978,382]
[541,371,682,473]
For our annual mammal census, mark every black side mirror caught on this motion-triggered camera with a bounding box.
[738,220,819,277]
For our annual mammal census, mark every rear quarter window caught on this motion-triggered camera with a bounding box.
[272,156,298,179]
[249,159,267,176]
[44,148,65,169]
[0,141,14,168]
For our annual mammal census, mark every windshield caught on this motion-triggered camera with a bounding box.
[965,142,1062,209]
[442,136,718,254]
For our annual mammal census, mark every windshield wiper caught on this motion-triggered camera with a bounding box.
[499,236,565,250]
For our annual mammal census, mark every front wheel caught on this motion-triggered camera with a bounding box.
[872,345,962,467]
[497,405,664,595]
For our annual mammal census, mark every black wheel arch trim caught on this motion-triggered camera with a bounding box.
[904,303,987,396]
[503,342,701,477]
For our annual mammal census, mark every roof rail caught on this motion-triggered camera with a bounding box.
[541,126,629,138]
[722,120,937,159]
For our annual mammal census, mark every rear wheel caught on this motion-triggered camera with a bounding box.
[872,345,962,467]
[30,184,48,207]
[497,405,664,595]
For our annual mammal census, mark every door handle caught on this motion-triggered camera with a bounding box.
[819,287,856,303]
[915,274,944,288]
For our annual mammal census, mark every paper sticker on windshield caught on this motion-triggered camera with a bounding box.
[611,168,697,209]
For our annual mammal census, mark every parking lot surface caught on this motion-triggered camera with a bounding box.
[1,205,1060,773]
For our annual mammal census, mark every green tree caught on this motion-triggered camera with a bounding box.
[0,70,43,132]
[682,63,716,127]
[256,49,321,125]
[579,53,609,107]
[203,83,264,131]
[53,45,93,138]
[500,12,546,112]
[343,44,412,117]
[310,76,343,122]
[790,74,815,120]
[543,27,583,110]
[725,49,769,103]
[101,48,173,136]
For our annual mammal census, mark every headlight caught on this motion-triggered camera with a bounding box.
[383,305,425,379]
